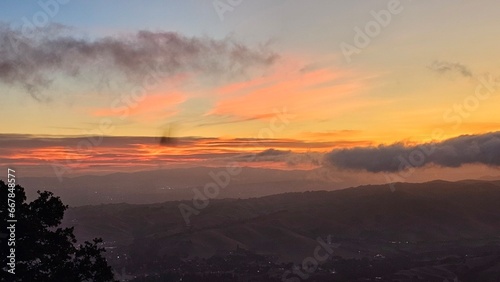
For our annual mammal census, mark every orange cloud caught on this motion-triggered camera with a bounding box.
[208,60,372,121]
[0,135,344,176]
[298,130,361,140]
[92,92,186,122]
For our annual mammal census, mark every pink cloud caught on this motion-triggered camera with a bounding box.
[207,59,372,121]
[92,92,186,122]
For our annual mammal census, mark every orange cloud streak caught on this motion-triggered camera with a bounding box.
[92,92,186,122]
[208,63,370,121]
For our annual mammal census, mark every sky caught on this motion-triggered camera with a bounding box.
[1,0,500,180]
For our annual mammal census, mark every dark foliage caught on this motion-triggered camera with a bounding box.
[0,180,116,281]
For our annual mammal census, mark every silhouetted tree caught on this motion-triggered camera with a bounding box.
[0,180,116,281]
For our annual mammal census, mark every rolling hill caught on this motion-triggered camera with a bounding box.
[60,179,500,281]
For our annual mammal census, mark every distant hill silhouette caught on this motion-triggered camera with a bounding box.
[61,179,500,281]
[20,167,337,206]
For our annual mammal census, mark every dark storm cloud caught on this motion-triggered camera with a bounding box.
[325,132,500,172]
[0,23,278,101]
[429,60,473,77]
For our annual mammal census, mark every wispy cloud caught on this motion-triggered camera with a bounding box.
[207,60,371,121]
[0,23,278,101]
[230,148,324,168]
[0,134,337,176]
[428,60,473,78]
[195,113,277,127]
[91,92,186,122]
[256,148,291,157]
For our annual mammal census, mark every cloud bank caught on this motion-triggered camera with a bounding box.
[325,132,500,172]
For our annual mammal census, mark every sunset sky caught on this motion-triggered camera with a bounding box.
[1,0,500,179]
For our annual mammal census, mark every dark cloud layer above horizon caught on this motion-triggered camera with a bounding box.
[0,23,277,101]
[325,132,500,172]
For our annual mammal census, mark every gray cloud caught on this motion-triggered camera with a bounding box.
[429,60,473,78]
[0,23,278,101]
[256,148,291,157]
[229,148,323,167]
[325,132,500,172]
